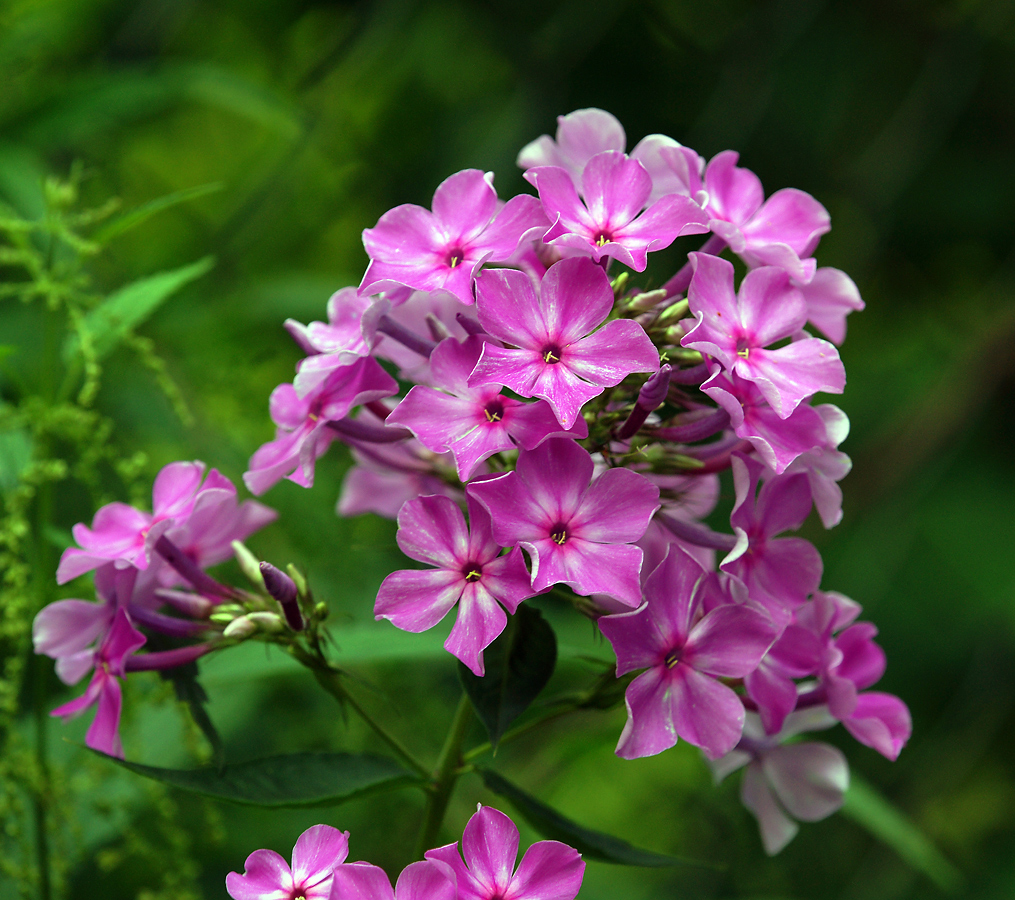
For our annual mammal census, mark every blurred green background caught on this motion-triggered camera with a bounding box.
[1,0,1014,898]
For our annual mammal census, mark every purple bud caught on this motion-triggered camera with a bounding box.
[154,536,239,599]
[616,365,671,440]
[260,562,304,631]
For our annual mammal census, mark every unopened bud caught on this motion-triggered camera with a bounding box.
[313,601,329,621]
[247,611,285,633]
[232,540,266,589]
[209,604,244,625]
[625,288,667,312]
[286,564,309,598]
[260,562,303,631]
[610,271,630,297]
[655,298,690,327]
[223,615,257,639]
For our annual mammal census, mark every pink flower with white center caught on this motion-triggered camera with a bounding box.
[702,369,828,474]
[517,107,706,204]
[682,253,845,419]
[711,709,848,855]
[665,149,830,283]
[387,336,587,480]
[599,546,778,760]
[722,454,822,626]
[468,257,660,429]
[328,860,456,900]
[425,806,584,900]
[57,461,236,584]
[226,824,349,900]
[244,358,398,496]
[375,494,536,676]
[50,608,146,757]
[468,438,660,608]
[525,150,709,271]
[359,169,547,306]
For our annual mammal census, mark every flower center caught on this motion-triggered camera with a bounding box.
[542,344,562,364]
[595,232,611,247]
[483,400,504,423]
[550,524,568,545]
[463,563,483,582]
[664,648,682,668]
[446,247,465,268]
[735,337,751,360]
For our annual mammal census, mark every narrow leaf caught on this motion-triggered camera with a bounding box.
[63,256,214,362]
[842,775,962,892]
[93,183,223,243]
[158,659,224,770]
[91,751,419,808]
[0,426,32,492]
[459,605,557,747]
[478,768,716,869]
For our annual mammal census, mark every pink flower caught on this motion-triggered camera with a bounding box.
[375,495,537,676]
[525,150,709,271]
[328,860,456,900]
[682,253,845,419]
[842,692,911,761]
[469,257,659,429]
[50,608,146,757]
[599,546,778,760]
[468,438,660,608]
[227,825,349,900]
[425,806,584,900]
[388,336,587,480]
[796,267,865,345]
[359,169,547,306]
[284,287,376,358]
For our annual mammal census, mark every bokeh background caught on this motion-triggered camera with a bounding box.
[1,0,1014,898]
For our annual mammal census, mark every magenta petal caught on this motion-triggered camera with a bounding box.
[33,599,113,660]
[670,665,746,759]
[396,495,470,567]
[326,862,393,900]
[611,193,709,259]
[375,569,464,632]
[151,460,205,519]
[540,256,614,345]
[745,664,800,735]
[446,582,509,676]
[84,672,124,756]
[742,188,830,257]
[616,666,678,759]
[843,692,911,760]
[641,545,708,647]
[529,364,603,430]
[742,339,845,418]
[506,399,588,450]
[756,473,814,536]
[467,471,546,546]
[424,845,483,900]
[683,253,740,368]
[683,604,778,678]
[469,345,543,400]
[741,762,798,855]
[764,742,848,821]
[581,151,651,228]
[704,150,763,226]
[432,169,498,245]
[564,320,659,387]
[395,860,457,900]
[515,438,594,524]
[833,623,886,690]
[526,165,598,241]
[799,268,864,345]
[533,539,644,607]
[464,494,500,563]
[226,849,293,900]
[569,467,659,543]
[291,824,350,889]
[599,605,668,677]
[446,419,516,481]
[736,266,806,347]
[509,841,585,900]
[462,807,520,896]
[388,387,481,453]
[480,547,537,614]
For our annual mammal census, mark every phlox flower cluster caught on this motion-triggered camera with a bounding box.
[237,107,905,850]
[226,807,584,900]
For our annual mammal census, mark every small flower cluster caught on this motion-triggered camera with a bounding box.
[240,108,906,850]
[225,806,584,900]
[33,461,277,755]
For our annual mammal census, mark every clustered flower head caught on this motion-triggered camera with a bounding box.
[36,108,906,856]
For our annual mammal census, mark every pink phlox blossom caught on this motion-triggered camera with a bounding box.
[517,107,706,205]
[711,709,848,855]
[337,413,465,519]
[50,608,146,757]
[796,267,865,345]
[226,824,350,900]
[359,169,547,306]
[599,545,779,760]
[777,403,852,528]
[842,691,911,761]
[702,368,828,474]
[682,253,845,419]
[468,257,659,428]
[525,150,709,271]
[33,563,136,685]
[425,806,585,900]
[328,860,456,900]
[375,494,537,676]
[57,461,227,584]
[284,287,376,358]
[388,335,588,480]
[743,620,823,736]
[244,358,398,496]
[672,149,830,283]
[721,454,822,627]
[468,438,660,608]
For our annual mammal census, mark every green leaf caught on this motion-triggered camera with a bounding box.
[158,659,225,770]
[478,768,717,869]
[91,750,419,808]
[0,425,32,492]
[63,256,214,362]
[93,182,223,244]
[459,605,557,748]
[842,775,962,892]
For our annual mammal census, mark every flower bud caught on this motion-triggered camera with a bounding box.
[247,611,285,633]
[260,562,303,631]
[232,540,266,589]
[223,615,257,639]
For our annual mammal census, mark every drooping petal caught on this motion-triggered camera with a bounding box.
[741,762,798,855]
[763,742,849,821]
[843,692,911,760]
[84,672,124,756]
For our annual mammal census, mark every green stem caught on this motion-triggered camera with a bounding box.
[289,645,429,779]
[413,694,472,858]
[462,702,577,764]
